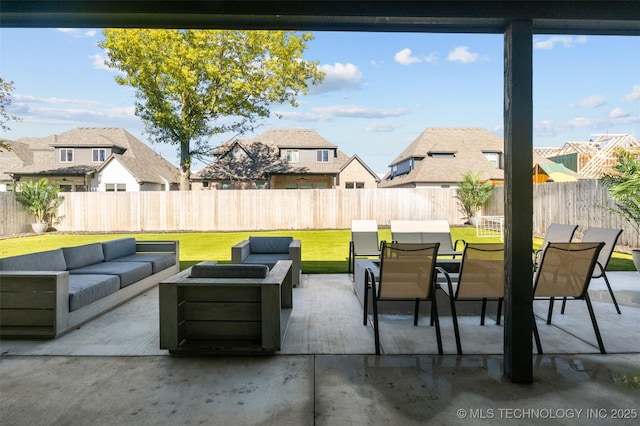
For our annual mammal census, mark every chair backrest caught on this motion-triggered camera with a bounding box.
[351,220,380,254]
[455,243,504,299]
[580,227,623,276]
[377,241,440,300]
[390,220,455,251]
[542,223,578,247]
[534,242,605,298]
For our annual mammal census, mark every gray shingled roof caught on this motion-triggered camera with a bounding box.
[197,128,352,178]
[0,140,32,181]
[379,127,505,187]
[9,128,179,184]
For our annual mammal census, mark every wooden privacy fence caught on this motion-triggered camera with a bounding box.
[1,181,637,249]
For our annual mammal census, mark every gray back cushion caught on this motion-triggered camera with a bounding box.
[102,238,137,261]
[0,249,67,271]
[63,243,105,270]
[190,264,269,279]
[249,236,293,254]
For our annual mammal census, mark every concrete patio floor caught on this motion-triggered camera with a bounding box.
[1,272,639,425]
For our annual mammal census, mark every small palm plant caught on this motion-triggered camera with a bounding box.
[15,178,64,232]
[600,148,640,271]
[456,171,494,223]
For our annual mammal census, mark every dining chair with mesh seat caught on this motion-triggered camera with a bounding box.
[363,241,443,355]
[533,242,607,354]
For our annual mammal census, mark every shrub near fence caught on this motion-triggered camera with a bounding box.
[1,181,637,249]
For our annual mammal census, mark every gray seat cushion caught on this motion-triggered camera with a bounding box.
[0,249,67,271]
[68,274,120,312]
[63,243,105,270]
[243,254,288,270]
[249,236,292,254]
[70,261,152,288]
[102,238,137,261]
[111,253,175,274]
[190,264,269,279]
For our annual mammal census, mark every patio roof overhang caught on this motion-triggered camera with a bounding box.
[2,0,638,385]
[1,1,639,35]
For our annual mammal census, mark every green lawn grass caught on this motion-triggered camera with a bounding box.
[0,227,635,273]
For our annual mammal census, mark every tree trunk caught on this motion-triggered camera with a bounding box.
[179,141,191,191]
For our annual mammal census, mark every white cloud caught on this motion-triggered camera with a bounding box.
[624,85,640,102]
[13,94,102,106]
[393,48,438,65]
[534,35,587,50]
[90,53,111,70]
[365,122,402,132]
[276,105,408,122]
[609,107,630,119]
[570,95,606,108]
[309,63,362,94]
[447,46,480,64]
[394,48,422,65]
[56,28,99,38]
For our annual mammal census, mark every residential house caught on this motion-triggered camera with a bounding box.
[0,140,31,191]
[7,127,180,192]
[379,127,505,188]
[192,128,380,190]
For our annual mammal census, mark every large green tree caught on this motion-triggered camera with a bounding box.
[99,29,324,189]
[1,77,21,151]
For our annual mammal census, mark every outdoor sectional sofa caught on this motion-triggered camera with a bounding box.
[0,238,179,339]
[231,236,301,287]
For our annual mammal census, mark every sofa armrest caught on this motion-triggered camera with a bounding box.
[0,271,70,338]
[136,240,179,255]
[231,240,251,264]
[288,240,302,287]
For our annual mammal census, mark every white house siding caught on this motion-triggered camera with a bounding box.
[95,160,140,192]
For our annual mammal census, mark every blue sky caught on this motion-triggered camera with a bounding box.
[1,29,638,175]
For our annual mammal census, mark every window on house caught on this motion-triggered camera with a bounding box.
[345,182,365,189]
[256,181,267,189]
[300,182,313,189]
[92,148,107,162]
[315,183,328,189]
[5,183,14,191]
[316,149,329,163]
[105,183,126,192]
[483,151,502,168]
[284,183,297,189]
[284,149,299,163]
[221,181,232,190]
[60,148,74,163]
[202,181,209,188]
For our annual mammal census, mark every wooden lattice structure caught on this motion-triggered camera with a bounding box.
[534,134,640,178]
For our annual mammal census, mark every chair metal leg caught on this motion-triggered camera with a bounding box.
[348,242,354,275]
[532,313,542,354]
[448,293,462,355]
[372,283,381,355]
[585,294,606,354]
[496,298,503,325]
[413,299,420,326]
[480,298,487,325]
[547,297,555,324]
[431,289,443,355]
[602,272,621,314]
[363,269,371,326]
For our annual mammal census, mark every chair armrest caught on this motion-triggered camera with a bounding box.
[231,240,251,264]
[453,239,466,251]
[288,239,301,260]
